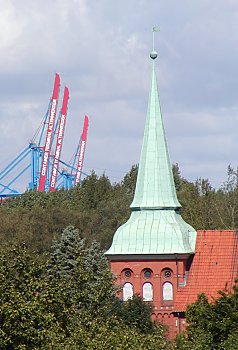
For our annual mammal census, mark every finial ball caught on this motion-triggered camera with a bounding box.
[150,51,158,60]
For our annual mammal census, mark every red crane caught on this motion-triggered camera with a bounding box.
[38,73,60,192]
[49,86,69,192]
[75,115,89,186]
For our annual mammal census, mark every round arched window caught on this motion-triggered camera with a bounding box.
[162,282,173,301]
[164,269,172,278]
[144,269,152,278]
[123,282,133,301]
[124,270,132,278]
[143,282,153,301]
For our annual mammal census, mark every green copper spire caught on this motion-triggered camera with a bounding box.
[130,60,180,210]
[106,31,196,258]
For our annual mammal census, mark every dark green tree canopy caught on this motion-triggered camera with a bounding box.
[2,164,238,254]
[176,283,238,350]
[0,229,171,350]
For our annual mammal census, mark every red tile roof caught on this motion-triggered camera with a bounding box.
[175,230,238,311]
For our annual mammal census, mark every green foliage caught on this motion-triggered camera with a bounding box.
[215,165,238,229]
[0,245,61,349]
[184,294,215,349]
[0,230,172,349]
[51,315,172,350]
[3,164,238,254]
[114,294,157,334]
[46,226,115,331]
[2,165,238,348]
[0,170,133,253]
[176,284,238,349]
[220,329,238,350]
[48,225,85,279]
[121,164,138,198]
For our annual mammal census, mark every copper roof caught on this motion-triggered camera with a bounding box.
[105,51,196,257]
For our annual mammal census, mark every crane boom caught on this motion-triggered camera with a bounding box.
[75,115,89,186]
[49,86,69,192]
[38,73,60,192]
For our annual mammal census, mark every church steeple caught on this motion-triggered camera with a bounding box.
[106,30,196,257]
[131,54,180,210]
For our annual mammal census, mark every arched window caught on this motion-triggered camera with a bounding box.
[123,282,133,301]
[143,282,153,301]
[161,268,173,279]
[122,269,133,279]
[162,282,173,301]
[143,268,153,279]
[164,269,172,278]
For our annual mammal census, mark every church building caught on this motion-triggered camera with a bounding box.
[105,39,238,337]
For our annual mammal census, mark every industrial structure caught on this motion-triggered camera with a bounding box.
[105,31,238,337]
[0,74,89,198]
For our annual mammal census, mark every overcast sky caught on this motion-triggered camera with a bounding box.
[1,0,238,191]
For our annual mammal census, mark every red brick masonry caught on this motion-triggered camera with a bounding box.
[110,230,238,337]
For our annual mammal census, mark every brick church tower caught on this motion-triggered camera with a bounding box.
[105,34,238,337]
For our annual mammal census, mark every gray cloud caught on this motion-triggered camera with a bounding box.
[0,0,238,192]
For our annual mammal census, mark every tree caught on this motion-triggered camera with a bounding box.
[177,283,238,349]
[114,294,157,334]
[45,226,172,348]
[78,172,113,210]
[47,226,115,323]
[0,244,61,349]
[0,228,173,349]
[215,165,238,229]
[121,164,138,198]
[49,314,172,350]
